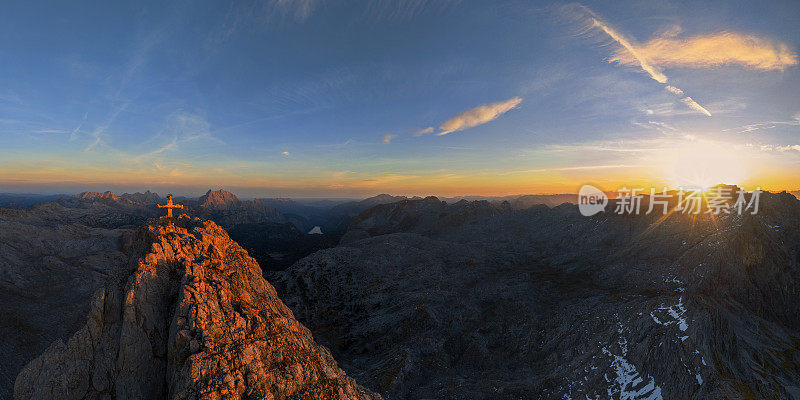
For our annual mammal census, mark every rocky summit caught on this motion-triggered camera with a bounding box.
[13,217,380,400]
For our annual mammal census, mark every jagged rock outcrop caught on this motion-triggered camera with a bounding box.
[14,217,380,400]
[198,189,242,210]
[74,191,127,203]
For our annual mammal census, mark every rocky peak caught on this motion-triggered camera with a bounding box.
[198,189,242,210]
[120,190,161,204]
[14,217,380,400]
[74,190,120,201]
[361,194,406,205]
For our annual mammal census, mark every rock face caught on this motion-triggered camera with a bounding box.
[272,191,800,399]
[0,206,131,400]
[197,189,242,210]
[14,217,380,400]
[194,189,285,229]
[74,191,122,202]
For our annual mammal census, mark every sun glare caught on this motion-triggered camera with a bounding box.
[663,139,749,189]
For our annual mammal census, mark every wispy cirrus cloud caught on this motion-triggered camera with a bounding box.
[362,0,461,21]
[131,111,223,162]
[413,126,434,136]
[565,4,760,117]
[585,12,667,83]
[680,97,711,117]
[438,97,522,135]
[759,144,800,152]
[381,134,397,143]
[725,112,800,133]
[272,0,318,21]
[610,31,798,71]
[664,85,683,96]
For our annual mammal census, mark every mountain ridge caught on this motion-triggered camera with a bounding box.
[14,217,380,400]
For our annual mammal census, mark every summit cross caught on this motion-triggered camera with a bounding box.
[158,194,184,223]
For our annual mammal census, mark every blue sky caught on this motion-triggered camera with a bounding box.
[1,0,799,197]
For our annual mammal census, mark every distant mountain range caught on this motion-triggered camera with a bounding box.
[0,193,66,209]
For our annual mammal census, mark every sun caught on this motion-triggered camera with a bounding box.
[662,138,749,190]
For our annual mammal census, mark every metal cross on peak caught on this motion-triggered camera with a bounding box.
[158,194,184,224]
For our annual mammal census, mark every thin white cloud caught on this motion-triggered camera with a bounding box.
[362,0,461,21]
[725,114,800,133]
[664,85,684,96]
[414,126,434,136]
[149,137,179,156]
[759,144,800,152]
[647,99,745,117]
[68,114,86,141]
[680,97,712,117]
[633,120,677,133]
[271,0,317,22]
[85,126,106,151]
[381,133,397,143]
[438,97,522,135]
[129,111,223,161]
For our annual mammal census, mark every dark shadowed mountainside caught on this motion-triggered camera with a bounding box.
[227,221,342,272]
[272,191,800,399]
[0,204,134,400]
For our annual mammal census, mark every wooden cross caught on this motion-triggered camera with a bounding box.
[158,194,184,223]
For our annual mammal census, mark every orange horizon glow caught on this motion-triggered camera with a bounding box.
[1,165,797,198]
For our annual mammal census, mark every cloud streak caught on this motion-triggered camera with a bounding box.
[680,97,711,117]
[588,16,667,83]
[610,32,798,71]
[414,126,434,136]
[438,97,522,135]
[570,5,715,116]
[664,85,683,96]
[381,134,397,143]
